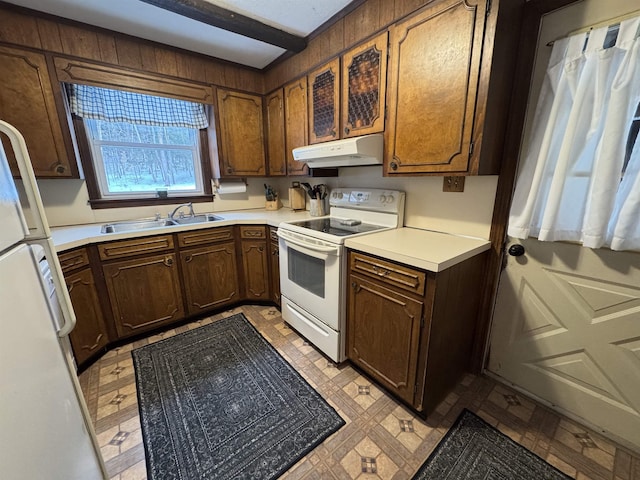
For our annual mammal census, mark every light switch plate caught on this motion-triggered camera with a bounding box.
[443,176,465,192]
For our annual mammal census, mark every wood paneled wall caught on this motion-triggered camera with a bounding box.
[264,0,437,92]
[0,2,263,93]
[0,0,444,96]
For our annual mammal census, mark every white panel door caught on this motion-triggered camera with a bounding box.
[488,237,640,448]
[0,244,105,479]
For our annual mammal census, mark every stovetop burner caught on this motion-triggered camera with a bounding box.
[288,217,386,237]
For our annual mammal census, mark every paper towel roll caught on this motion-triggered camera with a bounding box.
[216,181,247,194]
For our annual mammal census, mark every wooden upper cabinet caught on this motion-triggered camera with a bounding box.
[385,0,488,175]
[0,46,78,178]
[265,89,286,176]
[342,32,388,138]
[308,59,340,144]
[284,78,309,176]
[215,88,266,177]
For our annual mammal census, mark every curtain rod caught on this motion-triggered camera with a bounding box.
[546,8,640,47]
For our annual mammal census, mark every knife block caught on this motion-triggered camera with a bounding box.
[289,187,306,211]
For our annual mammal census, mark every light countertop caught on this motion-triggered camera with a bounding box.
[50,208,311,252]
[52,211,490,272]
[344,228,490,272]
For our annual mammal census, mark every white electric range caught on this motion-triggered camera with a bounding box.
[277,188,405,362]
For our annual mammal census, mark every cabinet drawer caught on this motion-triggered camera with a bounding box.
[177,227,234,248]
[350,252,426,296]
[98,235,174,260]
[58,248,90,273]
[240,226,266,239]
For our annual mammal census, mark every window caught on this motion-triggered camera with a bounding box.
[85,120,203,198]
[67,84,213,207]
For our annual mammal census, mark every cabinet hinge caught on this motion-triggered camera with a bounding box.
[420,316,425,328]
[469,141,475,156]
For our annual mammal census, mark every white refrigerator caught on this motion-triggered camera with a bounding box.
[0,120,107,479]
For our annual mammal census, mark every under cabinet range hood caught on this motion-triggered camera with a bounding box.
[292,134,383,168]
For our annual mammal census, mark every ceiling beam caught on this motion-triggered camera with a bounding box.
[138,0,307,52]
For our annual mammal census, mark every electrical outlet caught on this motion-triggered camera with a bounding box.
[443,176,465,192]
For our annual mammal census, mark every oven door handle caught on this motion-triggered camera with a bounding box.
[278,231,340,255]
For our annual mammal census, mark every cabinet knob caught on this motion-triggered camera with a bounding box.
[344,126,350,135]
[184,254,193,263]
[258,246,264,252]
[164,257,174,266]
[390,162,398,171]
[55,164,66,175]
[331,129,337,137]
[227,166,233,173]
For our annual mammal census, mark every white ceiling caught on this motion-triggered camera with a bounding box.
[4,0,355,69]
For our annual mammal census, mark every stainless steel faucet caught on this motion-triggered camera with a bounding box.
[169,202,195,220]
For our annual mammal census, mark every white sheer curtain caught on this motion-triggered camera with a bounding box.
[508,16,640,251]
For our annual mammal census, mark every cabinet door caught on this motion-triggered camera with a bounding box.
[0,46,77,178]
[215,88,266,176]
[269,238,281,306]
[308,59,340,144]
[284,78,309,176]
[180,241,239,315]
[385,0,487,174]
[341,32,388,138]
[265,89,286,176]
[65,268,109,366]
[103,252,184,338]
[241,240,270,300]
[347,274,423,405]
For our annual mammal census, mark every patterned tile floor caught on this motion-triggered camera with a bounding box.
[79,305,640,480]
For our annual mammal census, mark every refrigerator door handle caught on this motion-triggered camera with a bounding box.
[0,120,50,240]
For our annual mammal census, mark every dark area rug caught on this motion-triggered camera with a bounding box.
[132,313,345,480]
[412,409,572,479]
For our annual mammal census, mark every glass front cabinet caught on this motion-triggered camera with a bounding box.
[307,32,388,145]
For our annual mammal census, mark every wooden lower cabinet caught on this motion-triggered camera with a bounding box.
[347,250,486,415]
[180,241,239,314]
[269,227,281,306]
[240,226,270,301]
[348,274,423,404]
[64,266,109,366]
[103,252,185,338]
[241,240,270,300]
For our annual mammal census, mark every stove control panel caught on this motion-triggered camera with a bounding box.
[330,188,405,214]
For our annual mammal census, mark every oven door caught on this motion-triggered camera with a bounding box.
[277,229,342,330]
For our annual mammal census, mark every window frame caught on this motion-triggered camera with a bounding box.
[73,115,214,209]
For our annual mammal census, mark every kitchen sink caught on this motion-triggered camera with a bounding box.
[100,213,223,233]
[171,213,223,225]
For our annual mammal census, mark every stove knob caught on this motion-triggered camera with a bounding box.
[378,194,387,203]
[386,195,395,204]
[337,192,343,199]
